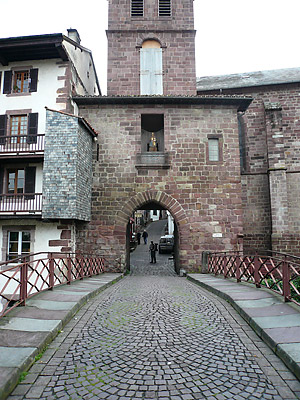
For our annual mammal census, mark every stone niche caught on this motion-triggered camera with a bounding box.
[137,113,169,168]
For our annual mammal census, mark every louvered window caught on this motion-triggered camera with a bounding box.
[159,0,171,16]
[131,0,144,17]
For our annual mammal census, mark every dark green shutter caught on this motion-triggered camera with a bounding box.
[27,113,38,144]
[3,71,12,94]
[25,167,36,200]
[29,69,38,92]
[0,115,7,145]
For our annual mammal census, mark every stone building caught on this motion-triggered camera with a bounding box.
[197,69,300,256]
[0,30,99,263]
[74,0,252,272]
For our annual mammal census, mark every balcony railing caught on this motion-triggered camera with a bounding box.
[0,193,42,214]
[0,134,45,155]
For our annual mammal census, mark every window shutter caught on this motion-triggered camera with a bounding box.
[3,71,12,94]
[140,49,163,95]
[0,72,2,92]
[29,69,38,92]
[27,113,38,144]
[131,0,143,16]
[0,168,3,195]
[0,114,7,145]
[25,167,36,200]
[159,0,171,16]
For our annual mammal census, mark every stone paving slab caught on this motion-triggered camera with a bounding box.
[0,273,122,400]
[6,275,300,400]
[188,273,300,382]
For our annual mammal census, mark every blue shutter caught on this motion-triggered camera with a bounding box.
[140,48,163,95]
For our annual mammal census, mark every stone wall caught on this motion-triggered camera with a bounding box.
[107,0,196,96]
[198,83,300,255]
[77,103,243,272]
[43,110,93,222]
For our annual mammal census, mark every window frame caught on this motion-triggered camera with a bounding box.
[7,168,25,194]
[7,231,31,261]
[3,67,38,95]
[206,134,223,164]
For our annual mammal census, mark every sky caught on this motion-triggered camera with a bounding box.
[1,0,299,94]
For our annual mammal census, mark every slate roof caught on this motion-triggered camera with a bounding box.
[196,67,300,92]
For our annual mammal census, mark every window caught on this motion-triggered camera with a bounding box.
[8,231,31,261]
[3,68,38,94]
[131,0,144,16]
[208,138,220,161]
[0,167,36,198]
[140,40,163,95]
[10,115,28,144]
[0,113,38,145]
[13,71,30,93]
[7,169,25,194]
[159,0,171,16]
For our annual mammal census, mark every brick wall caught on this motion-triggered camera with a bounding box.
[77,103,243,272]
[43,110,93,222]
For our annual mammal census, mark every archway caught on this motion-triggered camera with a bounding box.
[114,190,187,274]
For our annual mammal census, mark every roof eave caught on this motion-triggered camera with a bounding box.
[73,95,253,112]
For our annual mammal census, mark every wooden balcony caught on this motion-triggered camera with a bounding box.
[0,193,42,216]
[0,134,45,157]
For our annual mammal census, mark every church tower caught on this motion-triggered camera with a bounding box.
[107,0,197,96]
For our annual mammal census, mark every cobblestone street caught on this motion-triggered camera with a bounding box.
[8,274,300,400]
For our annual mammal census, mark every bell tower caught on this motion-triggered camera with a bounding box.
[107,0,197,96]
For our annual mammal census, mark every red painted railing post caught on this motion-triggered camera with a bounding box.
[80,257,84,280]
[20,258,28,306]
[223,253,227,278]
[283,255,291,302]
[214,255,218,276]
[236,256,241,283]
[49,253,54,290]
[89,258,93,277]
[67,256,72,285]
[254,254,261,288]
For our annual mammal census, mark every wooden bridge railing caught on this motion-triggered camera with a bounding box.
[207,251,300,305]
[0,252,106,318]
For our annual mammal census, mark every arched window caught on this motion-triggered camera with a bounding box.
[140,40,163,95]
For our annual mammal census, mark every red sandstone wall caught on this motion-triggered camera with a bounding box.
[107,0,196,96]
[77,103,243,272]
[198,83,300,255]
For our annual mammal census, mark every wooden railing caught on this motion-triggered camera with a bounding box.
[208,251,300,305]
[0,252,106,317]
[0,193,42,213]
[0,134,45,154]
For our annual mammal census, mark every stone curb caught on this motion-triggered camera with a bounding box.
[0,273,123,400]
[187,274,300,381]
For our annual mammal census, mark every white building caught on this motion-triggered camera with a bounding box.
[0,30,100,265]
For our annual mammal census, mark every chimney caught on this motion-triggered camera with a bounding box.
[67,28,81,45]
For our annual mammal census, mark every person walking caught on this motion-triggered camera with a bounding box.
[149,241,157,263]
[142,230,148,244]
[136,232,141,245]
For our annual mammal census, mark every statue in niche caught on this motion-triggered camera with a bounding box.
[148,132,159,152]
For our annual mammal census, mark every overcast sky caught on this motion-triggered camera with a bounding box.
[1,0,299,94]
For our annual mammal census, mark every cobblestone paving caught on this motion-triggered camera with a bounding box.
[9,276,300,400]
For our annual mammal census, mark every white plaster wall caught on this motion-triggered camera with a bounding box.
[63,40,99,96]
[0,219,62,262]
[0,59,67,134]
